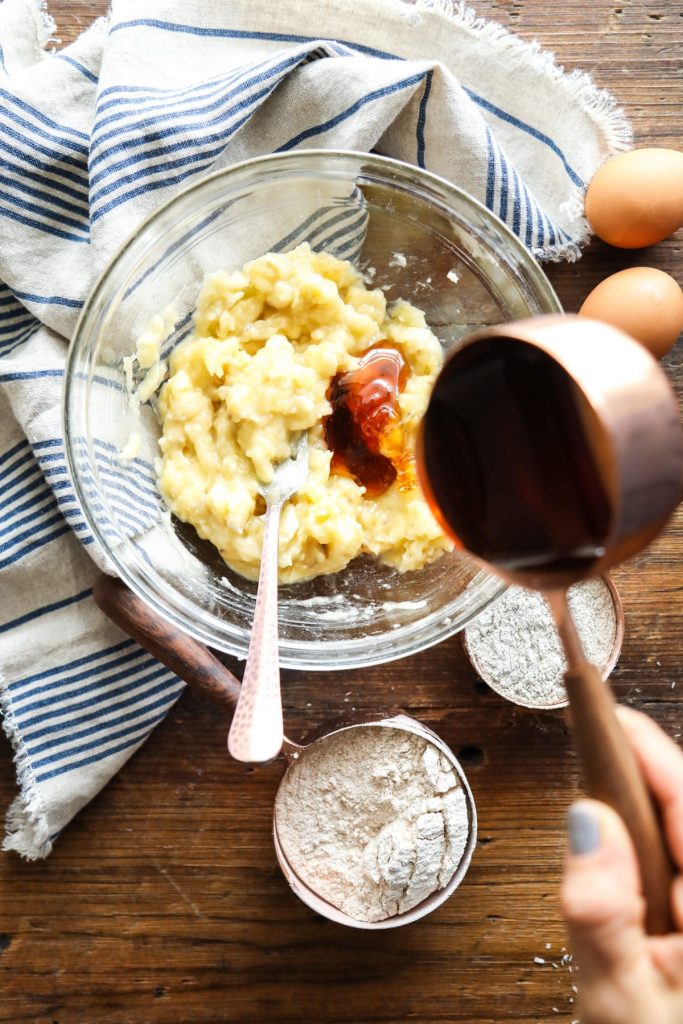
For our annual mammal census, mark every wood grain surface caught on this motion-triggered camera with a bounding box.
[1,2,681,1022]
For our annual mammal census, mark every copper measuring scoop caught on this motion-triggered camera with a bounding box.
[93,576,477,930]
[417,314,683,935]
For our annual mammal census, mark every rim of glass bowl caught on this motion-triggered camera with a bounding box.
[64,150,561,670]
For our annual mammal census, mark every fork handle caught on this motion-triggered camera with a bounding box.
[227,501,284,763]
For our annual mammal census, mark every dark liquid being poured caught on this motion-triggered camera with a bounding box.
[420,338,612,579]
[324,342,412,498]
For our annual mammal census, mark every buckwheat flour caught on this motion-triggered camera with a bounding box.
[274,726,470,923]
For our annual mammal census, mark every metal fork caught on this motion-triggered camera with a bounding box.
[227,432,309,763]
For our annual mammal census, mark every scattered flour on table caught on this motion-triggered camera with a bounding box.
[274,726,470,923]
[465,578,618,707]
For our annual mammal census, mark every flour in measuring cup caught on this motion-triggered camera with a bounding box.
[274,726,470,923]
[465,577,618,706]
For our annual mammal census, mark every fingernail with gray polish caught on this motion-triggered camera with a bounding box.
[568,806,601,855]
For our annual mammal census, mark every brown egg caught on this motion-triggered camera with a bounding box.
[579,267,683,359]
[585,148,683,248]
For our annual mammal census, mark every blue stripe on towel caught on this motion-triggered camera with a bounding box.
[27,684,185,753]
[0,442,32,476]
[56,54,99,85]
[0,463,93,562]
[0,325,36,353]
[276,70,427,150]
[0,109,88,165]
[463,87,584,188]
[5,175,89,220]
[0,370,127,397]
[10,642,141,699]
[0,306,36,324]
[3,631,184,784]
[33,711,175,783]
[14,660,172,723]
[486,134,567,251]
[0,440,98,561]
[12,290,83,308]
[0,510,65,556]
[511,165,522,236]
[416,70,432,169]
[0,438,29,466]
[0,111,88,167]
[0,588,92,635]
[0,136,89,190]
[0,188,89,235]
[105,20,583,197]
[42,461,159,518]
[8,639,137,693]
[88,53,304,217]
[91,51,289,149]
[110,19,409,62]
[2,458,40,497]
[484,126,496,210]
[273,206,348,253]
[107,21,582,194]
[498,149,509,222]
[96,64,265,116]
[0,95,89,244]
[0,369,63,382]
[0,204,89,244]
[0,476,51,519]
[0,493,65,538]
[0,89,89,142]
[27,437,161,545]
[0,522,72,568]
[89,438,157,482]
[110,19,395,60]
[89,107,256,221]
[536,205,545,248]
[89,63,298,175]
[522,182,534,248]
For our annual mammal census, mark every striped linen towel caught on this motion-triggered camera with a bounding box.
[0,0,630,859]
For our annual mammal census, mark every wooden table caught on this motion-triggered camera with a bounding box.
[1,2,681,1021]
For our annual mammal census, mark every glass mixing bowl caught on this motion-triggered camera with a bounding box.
[64,151,561,670]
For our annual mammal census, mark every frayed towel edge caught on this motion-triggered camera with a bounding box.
[410,0,633,255]
[0,671,54,859]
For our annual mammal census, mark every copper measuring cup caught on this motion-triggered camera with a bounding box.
[93,575,477,930]
[417,314,683,934]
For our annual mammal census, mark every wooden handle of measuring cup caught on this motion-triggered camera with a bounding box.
[92,575,241,713]
[565,662,674,935]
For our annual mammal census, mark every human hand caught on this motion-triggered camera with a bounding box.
[562,707,683,1024]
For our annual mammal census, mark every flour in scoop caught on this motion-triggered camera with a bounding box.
[464,577,618,707]
[274,726,470,923]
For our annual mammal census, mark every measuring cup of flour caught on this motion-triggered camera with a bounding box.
[94,576,477,930]
[463,575,624,710]
[273,714,476,928]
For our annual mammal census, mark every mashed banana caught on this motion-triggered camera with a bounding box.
[157,245,451,583]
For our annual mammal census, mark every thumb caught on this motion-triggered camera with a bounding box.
[561,799,647,983]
